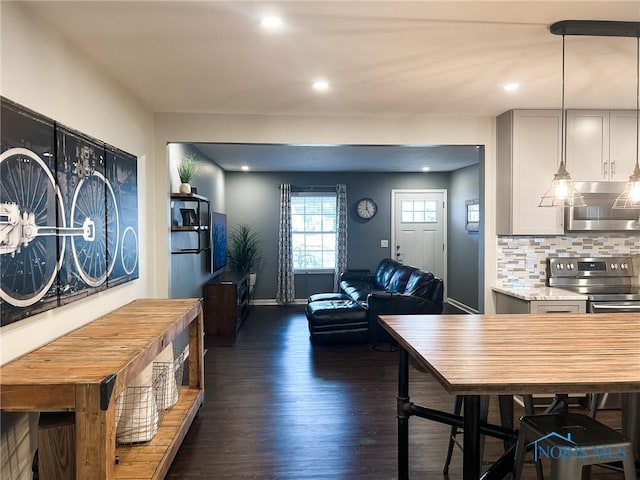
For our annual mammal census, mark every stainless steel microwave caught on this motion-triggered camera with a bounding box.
[565,182,640,232]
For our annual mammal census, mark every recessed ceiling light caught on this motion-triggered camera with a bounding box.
[241,165,250,171]
[422,167,431,172]
[312,79,330,92]
[259,16,283,29]
[502,83,520,92]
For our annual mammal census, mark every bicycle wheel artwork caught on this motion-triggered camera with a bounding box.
[0,97,139,326]
[0,101,62,325]
[56,125,110,303]
[70,170,119,287]
[106,146,139,287]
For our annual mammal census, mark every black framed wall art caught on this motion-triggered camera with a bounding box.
[0,97,139,326]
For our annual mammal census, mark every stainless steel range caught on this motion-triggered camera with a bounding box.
[547,256,640,414]
[547,256,640,313]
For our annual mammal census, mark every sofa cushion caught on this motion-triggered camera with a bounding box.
[404,270,443,304]
[306,299,367,325]
[387,266,418,293]
[305,299,368,344]
[340,281,384,303]
[308,293,349,303]
[374,258,402,290]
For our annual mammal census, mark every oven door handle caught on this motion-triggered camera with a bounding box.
[591,303,640,312]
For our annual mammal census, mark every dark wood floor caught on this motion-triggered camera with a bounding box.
[166,305,628,479]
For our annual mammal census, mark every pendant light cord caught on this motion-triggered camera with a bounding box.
[636,36,640,169]
[561,35,567,169]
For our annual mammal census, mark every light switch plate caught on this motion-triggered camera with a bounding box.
[380,239,389,248]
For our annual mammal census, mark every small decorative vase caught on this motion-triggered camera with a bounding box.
[179,183,191,194]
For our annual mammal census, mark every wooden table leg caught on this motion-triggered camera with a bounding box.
[76,382,116,479]
[463,394,482,480]
[398,347,410,480]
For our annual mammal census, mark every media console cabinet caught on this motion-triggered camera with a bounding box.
[0,298,205,480]
[203,271,250,344]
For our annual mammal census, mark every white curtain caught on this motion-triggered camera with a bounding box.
[276,184,295,304]
[333,184,348,292]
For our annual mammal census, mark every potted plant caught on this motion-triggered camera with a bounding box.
[227,223,262,287]
[177,153,200,194]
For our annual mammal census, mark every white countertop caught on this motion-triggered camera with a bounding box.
[492,286,588,301]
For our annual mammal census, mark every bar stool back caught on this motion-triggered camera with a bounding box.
[513,413,637,480]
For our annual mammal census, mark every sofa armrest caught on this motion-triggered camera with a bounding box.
[366,292,443,316]
[340,269,374,283]
[366,292,443,345]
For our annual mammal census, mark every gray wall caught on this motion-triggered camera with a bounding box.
[225,171,451,300]
[447,164,480,310]
[169,144,226,299]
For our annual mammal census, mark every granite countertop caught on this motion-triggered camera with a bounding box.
[492,286,588,301]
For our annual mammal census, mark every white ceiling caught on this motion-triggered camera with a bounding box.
[21,1,640,172]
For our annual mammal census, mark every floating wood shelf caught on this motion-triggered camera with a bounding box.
[0,298,205,480]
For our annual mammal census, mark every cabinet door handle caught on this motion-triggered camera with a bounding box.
[545,309,572,313]
[603,161,608,177]
[611,159,616,175]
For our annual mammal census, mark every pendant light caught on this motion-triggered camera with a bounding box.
[613,35,640,209]
[539,34,586,208]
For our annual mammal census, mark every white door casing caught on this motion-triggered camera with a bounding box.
[391,189,447,299]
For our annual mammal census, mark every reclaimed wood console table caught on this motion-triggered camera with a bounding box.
[0,298,205,480]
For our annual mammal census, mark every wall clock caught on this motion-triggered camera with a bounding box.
[356,198,377,219]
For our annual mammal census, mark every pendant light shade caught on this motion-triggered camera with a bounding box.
[613,36,640,209]
[539,161,587,207]
[539,34,586,208]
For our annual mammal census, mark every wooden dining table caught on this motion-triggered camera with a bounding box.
[378,312,640,480]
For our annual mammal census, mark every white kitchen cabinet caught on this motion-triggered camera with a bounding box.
[609,110,638,182]
[496,110,564,235]
[567,110,636,182]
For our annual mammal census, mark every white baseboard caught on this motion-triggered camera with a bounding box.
[446,298,479,314]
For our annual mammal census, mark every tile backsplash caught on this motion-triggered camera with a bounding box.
[496,233,640,288]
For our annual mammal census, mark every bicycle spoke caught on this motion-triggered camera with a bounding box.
[33,169,49,224]
[3,160,22,205]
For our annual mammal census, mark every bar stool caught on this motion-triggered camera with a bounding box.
[443,395,540,476]
[443,395,490,474]
[513,412,637,480]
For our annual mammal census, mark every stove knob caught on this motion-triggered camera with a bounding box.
[621,263,628,270]
[611,263,618,270]
[557,264,564,270]
[566,264,574,270]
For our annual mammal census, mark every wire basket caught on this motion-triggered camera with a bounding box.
[115,365,168,445]
[152,350,186,412]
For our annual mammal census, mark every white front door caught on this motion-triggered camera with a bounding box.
[392,189,447,296]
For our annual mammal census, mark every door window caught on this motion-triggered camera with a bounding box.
[401,200,438,223]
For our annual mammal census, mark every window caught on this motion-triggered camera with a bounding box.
[401,199,438,223]
[465,199,479,232]
[291,193,336,271]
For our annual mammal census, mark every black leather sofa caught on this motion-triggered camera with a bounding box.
[305,258,444,345]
